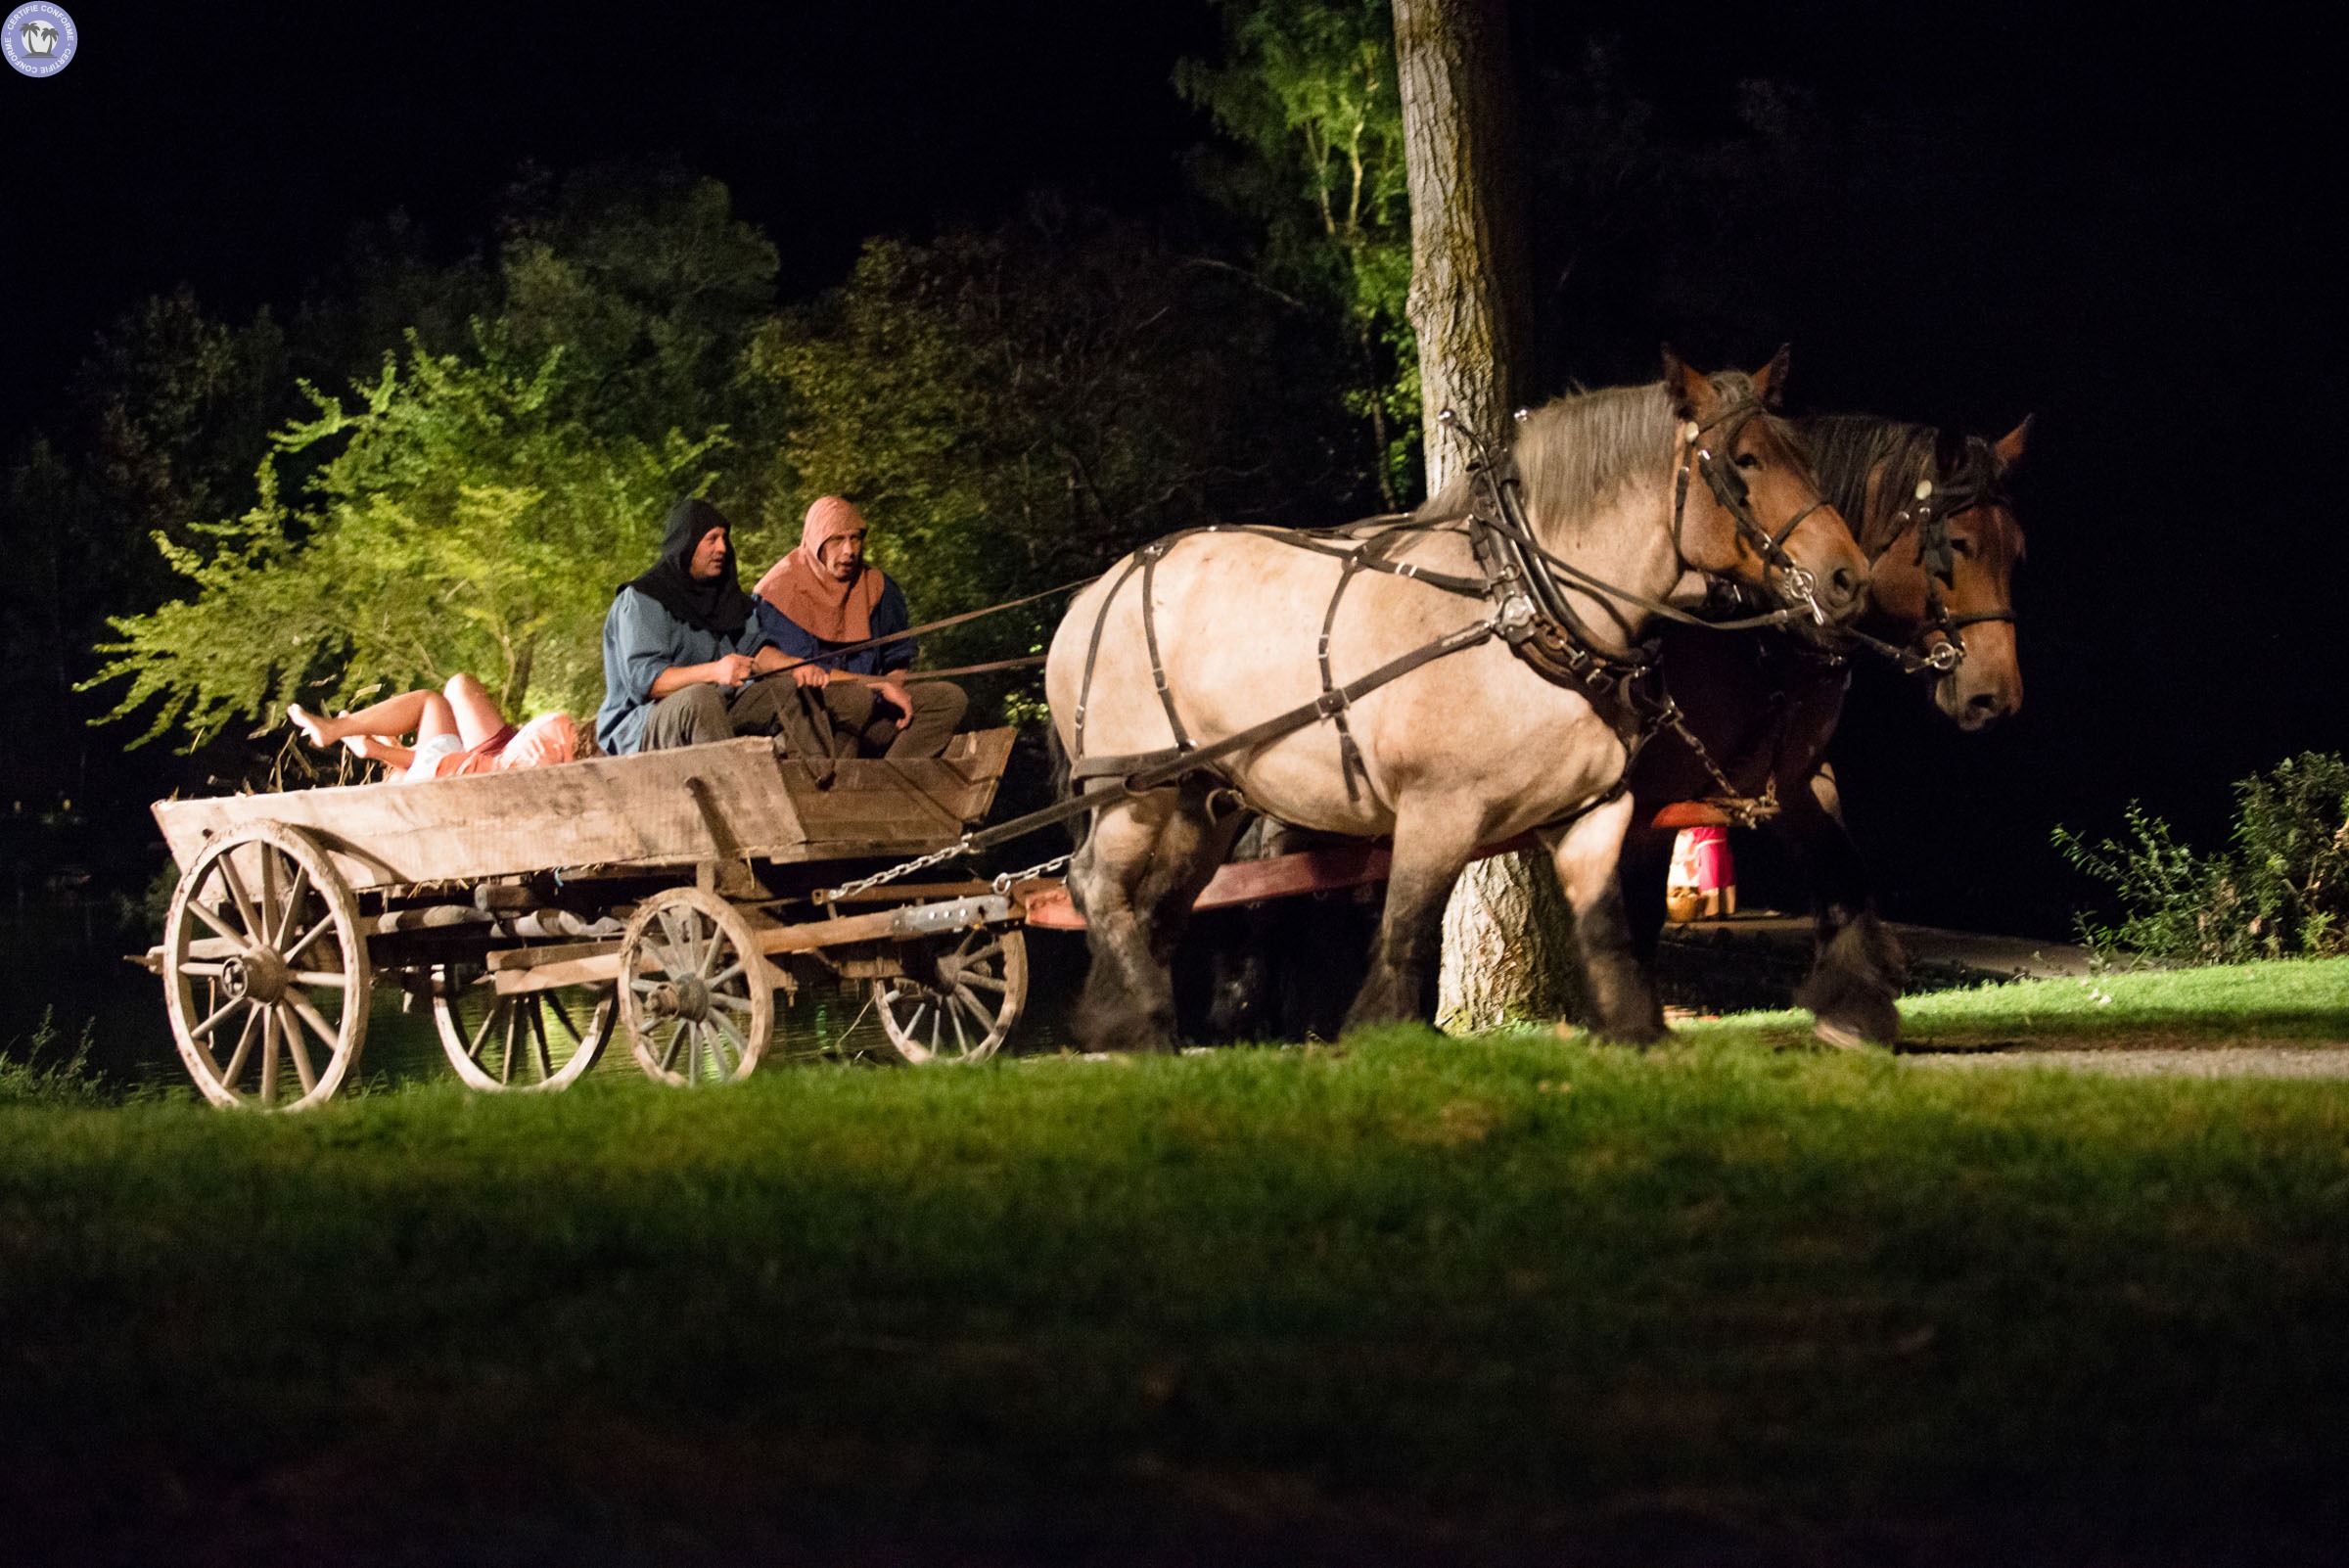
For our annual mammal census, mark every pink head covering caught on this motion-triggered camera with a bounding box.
[753,495,888,644]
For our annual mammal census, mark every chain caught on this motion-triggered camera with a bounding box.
[1649,692,1780,828]
[819,838,975,903]
[991,852,1075,894]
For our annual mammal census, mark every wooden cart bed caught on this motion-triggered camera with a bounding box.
[152,728,1018,893]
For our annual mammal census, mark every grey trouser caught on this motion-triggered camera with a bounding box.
[818,679,968,760]
[641,674,815,753]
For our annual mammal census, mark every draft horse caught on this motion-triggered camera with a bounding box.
[1045,350,1871,1052]
[1621,413,2030,1045]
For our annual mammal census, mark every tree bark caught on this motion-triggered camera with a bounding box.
[1393,0,1581,1032]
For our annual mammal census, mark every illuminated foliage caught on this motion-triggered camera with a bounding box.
[1177,0,1416,502]
[86,343,724,747]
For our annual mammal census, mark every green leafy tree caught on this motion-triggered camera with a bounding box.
[77,168,779,754]
[1177,0,1416,505]
[87,341,725,748]
[489,163,780,443]
[744,206,1348,671]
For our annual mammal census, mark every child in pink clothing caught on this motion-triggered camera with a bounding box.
[289,674,585,784]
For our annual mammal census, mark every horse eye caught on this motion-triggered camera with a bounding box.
[1733,453,1763,472]
[1950,536,1974,556]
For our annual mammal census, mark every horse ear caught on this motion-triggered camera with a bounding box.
[1661,344,1713,421]
[1994,415,2033,471]
[1754,344,1793,408]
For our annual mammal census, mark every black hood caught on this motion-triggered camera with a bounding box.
[623,497,753,636]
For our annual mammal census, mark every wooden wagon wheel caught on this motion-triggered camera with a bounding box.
[161,823,371,1111]
[875,925,1028,1064]
[620,887,774,1085]
[431,965,615,1092]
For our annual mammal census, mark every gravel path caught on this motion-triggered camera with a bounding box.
[1904,1046,2349,1079]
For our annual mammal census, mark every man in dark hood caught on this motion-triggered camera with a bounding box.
[596,498,829,755]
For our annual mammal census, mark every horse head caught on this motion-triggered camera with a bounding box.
[1865,417,2029,730]
[1663,346,1870,629]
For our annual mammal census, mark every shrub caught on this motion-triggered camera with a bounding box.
[2055,752,2349,965]
[0,1009,108,1106]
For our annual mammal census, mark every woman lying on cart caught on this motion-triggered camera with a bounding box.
[288,673,584,783]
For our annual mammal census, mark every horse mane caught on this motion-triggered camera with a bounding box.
[1799,415,2009,558]
[1413,372,1791,537]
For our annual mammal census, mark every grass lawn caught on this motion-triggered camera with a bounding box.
[4,958,2346,1565]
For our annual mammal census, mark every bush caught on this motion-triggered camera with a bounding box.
[2055,751,2349,965]
[0,1009,108,1106]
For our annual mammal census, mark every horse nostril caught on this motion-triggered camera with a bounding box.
[1966,691,2004,716]
[1830,566,1861,605]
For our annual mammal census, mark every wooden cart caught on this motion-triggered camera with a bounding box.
[139,731,1036,1110]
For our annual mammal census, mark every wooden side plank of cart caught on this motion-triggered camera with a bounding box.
[140,729,1037,1110]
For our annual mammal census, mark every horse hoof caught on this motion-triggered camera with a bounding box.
[1813,1019,1881,1051]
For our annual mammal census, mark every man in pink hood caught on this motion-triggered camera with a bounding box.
[750,496,967,759]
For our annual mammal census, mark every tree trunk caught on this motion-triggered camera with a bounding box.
[1393,0,1581,1032]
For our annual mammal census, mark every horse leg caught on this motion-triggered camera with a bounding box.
[1070,783,1243,1053]
[1616,823,1675,971]
[1545,792,1667,1045]
[1782,765,1907,1047]
[1342,801,1483,1033]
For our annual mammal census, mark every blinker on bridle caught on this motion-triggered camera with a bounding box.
[1673,401,1832,625]
[1869,459,2019,675]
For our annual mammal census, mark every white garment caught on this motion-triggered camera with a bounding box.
[403,732,464,784]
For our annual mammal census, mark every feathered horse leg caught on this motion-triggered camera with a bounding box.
[1068,779,1244,1053]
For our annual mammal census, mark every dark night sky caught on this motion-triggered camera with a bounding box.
[4,1,2342,936]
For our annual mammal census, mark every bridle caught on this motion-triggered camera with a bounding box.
[1672,400,1833,627]
[1846,454,2018,677]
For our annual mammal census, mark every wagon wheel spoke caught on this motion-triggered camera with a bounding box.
[468,998,503,1065]
[953,983,995,1031]
[191,992,246,1042]
[544,992,582,1043]
[288,993,343,1053]
[707,958,744,991]
[217,1005,260,1088]
[708,1009,747,1073]
[946,995,969,1057]
[184,896,248,949]
[657,1019,687,1075]
[500,1002,520,1085]
[530,1001,555,1080]
[282,911,338,968]
[215,855,267,947]
[280,1004,319,1094]
[957,971,1007,994]
[269,863,312,949]
[289,970,348,990]
[651,908,686,981]
[712,991,754,1014]
[962,939,1002,968]
[257,1008,280,1105]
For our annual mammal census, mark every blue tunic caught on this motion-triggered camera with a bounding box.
[752,576,915,678]
[595,586,772,756]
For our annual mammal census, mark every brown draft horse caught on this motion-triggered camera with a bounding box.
[1620,413,2030,1045]
[1045,352,1871,1051]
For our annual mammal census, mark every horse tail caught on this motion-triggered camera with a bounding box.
[1042,722,1095,916]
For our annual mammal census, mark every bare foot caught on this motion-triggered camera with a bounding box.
[287,703,336,749]
[345,735,396,766]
